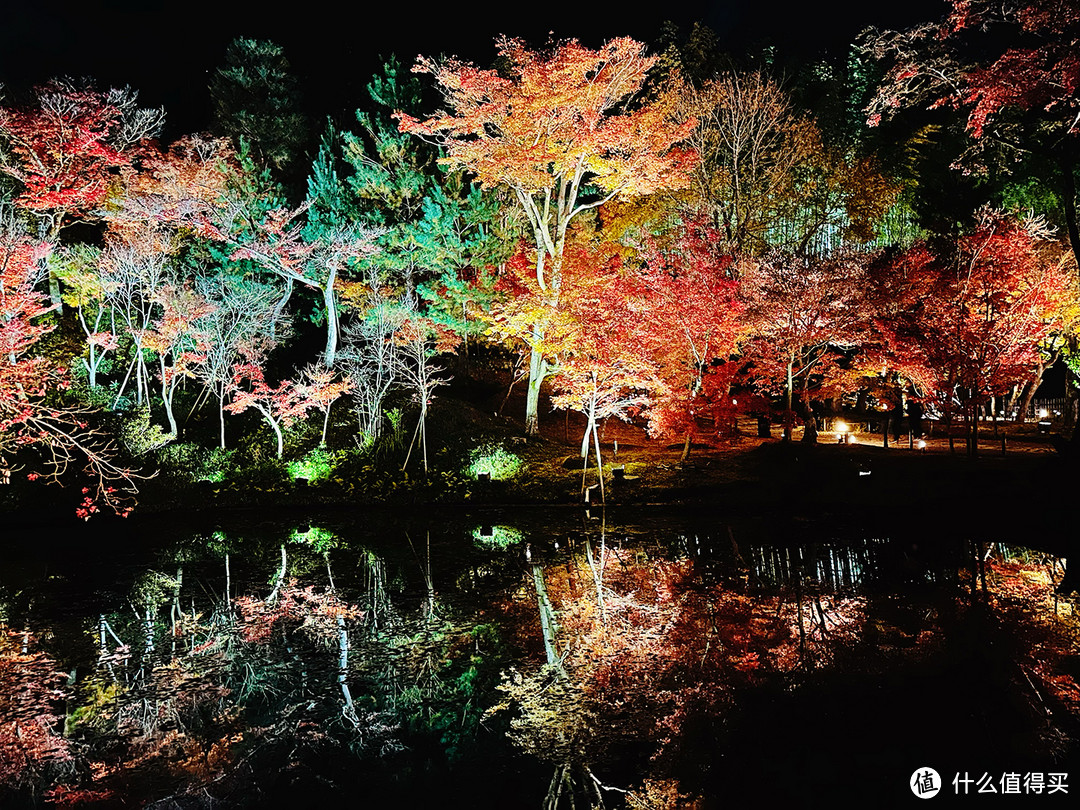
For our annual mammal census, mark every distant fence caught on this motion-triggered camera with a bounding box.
[1025,398,1070,421]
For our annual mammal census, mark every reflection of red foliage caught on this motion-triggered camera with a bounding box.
[236,582,362,643]
[986,556,1080,715]
[45,785,119,807]
[514,551,869,771]
[0,628,75,794]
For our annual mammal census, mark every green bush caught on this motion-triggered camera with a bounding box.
[466,442,523,480]
[286,445,342,484]
[119,406,175,456]
[156,443,236,484]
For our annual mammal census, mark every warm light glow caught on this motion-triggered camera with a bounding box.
[848,436,857,444]
[1039,408,1049,419]
[917,439,926,450]
[836,421,848,433]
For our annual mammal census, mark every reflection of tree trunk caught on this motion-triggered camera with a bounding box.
[1057,547,1078,594]
[543,762,610,810]
[140,605,156,674]
[269,544,287,602]
[338,615,354,713]
[969,399,979,457]
[795,568,806,663]
[423,531,435,621]
[362,551,390,633]
[171,564,183,659]
[584,536,606,625]
[532,564,559,668]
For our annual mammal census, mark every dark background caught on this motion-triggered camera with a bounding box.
[1,0,948,135]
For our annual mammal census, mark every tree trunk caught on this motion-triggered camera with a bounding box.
[218,391,227,450]
[1016,379,1035,423]
[525,342,547,436]
[160,358,178,437]
[323,269,339,367]
[969,400,979,457]
[420,402,428,473]
[272,277,293,342]
[270,416,284,459]
[162,389,178,437]
[783,358,794,441]
[1061,150,1080,273]
[592,418,604,505]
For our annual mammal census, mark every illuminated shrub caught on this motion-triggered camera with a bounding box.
[119,406,174,456]
[286,446,341,483]
[466,442,522,480]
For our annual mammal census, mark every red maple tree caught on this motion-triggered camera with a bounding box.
[870,210,1072,452]
[225,358,314,459]
[633,217,743,456]
[0,228,140,515]
[740,251,871,439]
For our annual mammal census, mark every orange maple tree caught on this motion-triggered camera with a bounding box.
[400,37,697,434]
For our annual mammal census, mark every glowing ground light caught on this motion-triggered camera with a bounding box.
[917,439,926,451]
[836,421,854,444]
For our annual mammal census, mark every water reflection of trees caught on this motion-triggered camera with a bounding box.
[1,519,1076,807]
[0,524,516,805]
[495,526,893,808]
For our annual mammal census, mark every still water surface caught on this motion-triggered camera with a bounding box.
[1,506,1076,807]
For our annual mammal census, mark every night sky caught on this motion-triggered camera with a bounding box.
[1,0,948,136]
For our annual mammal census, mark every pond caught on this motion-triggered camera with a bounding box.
[2,506,1077,807]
